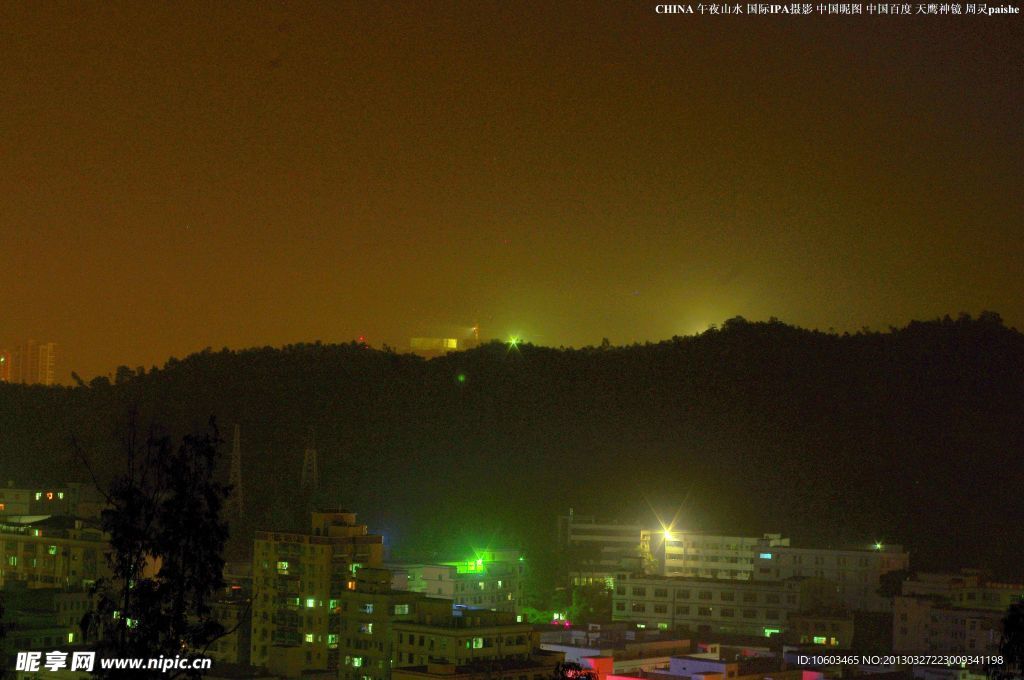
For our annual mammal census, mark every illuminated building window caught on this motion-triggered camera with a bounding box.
[472,637,483,649]
[276,561,289,574]
[478,581,485,590]
[46,492,53,500]
[48,545,57,555]
[352,657,364,668]
[330,599,339,609]
[67,633,75,643]
[759,553,773,559]
[360,603,374,614]
[305,633,314,643]
[58,492,64,500]
[813,636,827,645]
[360,623,373,634]
[394,604,409,615]
[306,598,316,608]
[328,634,339,648]
[0,503,5,511]
[8,556,16,566]
[348,581,356,590]
[764,628,781,638]
[35,492,42,501]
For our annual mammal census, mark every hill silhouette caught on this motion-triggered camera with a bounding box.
[1,313,1021,576]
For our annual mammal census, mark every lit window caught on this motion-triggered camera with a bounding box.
[305,633,314,643]
[759,553,772,560]
[58,492,64,500]
[67,633,75,643]
[361,603,374,614]
[478,581,485,590]
[360,623,373,634]
[46,492,53,500]
[394,604,410,615]
[813,636,827,645]
[0,503,5,511]
[8,556,16,566]
[276,561,289,574]
[328,634,339,648]
[48,546,57,555]
[352,657,364,668]
[306,598,316,608]
[472,637,483,649]
[330,599,339,609]
[35,492,42,501]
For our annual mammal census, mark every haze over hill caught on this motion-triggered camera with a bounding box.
[1,314,1021,577]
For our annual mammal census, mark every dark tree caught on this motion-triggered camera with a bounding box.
[877,569,914,598]
[993,599,1024,679]
[80,415,230,679]
[1,593,6,680]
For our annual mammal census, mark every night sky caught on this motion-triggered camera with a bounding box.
[2,3,1021,380]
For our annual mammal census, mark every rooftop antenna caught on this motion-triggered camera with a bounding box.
[301,427,319,494]
[227,424,244,519]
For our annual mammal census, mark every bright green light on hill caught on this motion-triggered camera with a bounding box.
[507,336,520,347]
[457,373,466,383]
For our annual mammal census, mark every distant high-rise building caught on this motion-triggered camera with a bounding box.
[36,342,56,386]
[8,340,57,385]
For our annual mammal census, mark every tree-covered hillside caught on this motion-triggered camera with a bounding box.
[1,314,1021,576]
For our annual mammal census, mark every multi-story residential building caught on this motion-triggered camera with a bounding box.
[611,573,839,638]
[0,483,33,515]
[250,510,384,672]
[0,482,107,520]
[654,532,789,580]
[0,582,92,658]
[784,610,855,647]
[752,543,909,612]
[558,512,652,586]
[893,595,1003,655]
[0,515,108,589]
[209,590,253,667]
[336,567,433,680]
[395,549,525,615]
[392,606,535,669]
